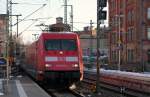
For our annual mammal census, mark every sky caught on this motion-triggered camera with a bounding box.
[0,0,107,44]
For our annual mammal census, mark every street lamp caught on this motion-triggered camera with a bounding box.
[115,14,124,71]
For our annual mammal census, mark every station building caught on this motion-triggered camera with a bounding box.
[108,0,150,72]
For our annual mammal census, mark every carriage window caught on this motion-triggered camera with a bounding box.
[45,39,77,51]
[62,40,77,50]
[45,40,61,50]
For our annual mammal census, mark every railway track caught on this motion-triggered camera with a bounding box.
[46,87,85,97]
[39,83,85,97]
[83,70,150,97]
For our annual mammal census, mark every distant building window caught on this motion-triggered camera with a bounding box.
[112,1,116,9]
[120,1,124,9]
[110,17,115,27]
[131,10,134,23]
[147,8,150,19]
[127,28,134,42]
[127,11,131,22]
[127,0,135,4]
[127,49,134,62]
[112,51,117,62]
[147,50,150,63]
[112,33,116,44]
[127,9,134,25]
[147,27,150,39]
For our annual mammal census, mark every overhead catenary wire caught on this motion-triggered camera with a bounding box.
[13,2,46,5]
[21,30,43,32]
[19,0,64,24]
[73,26,81,31]
[13,0,68,31]
[18,17,53,21]
[72,21,97,24]
[12,4,47,26]
[18,20,38,37]
[49,5,64,17]
[48,0,64,16]
[19,24,81,32]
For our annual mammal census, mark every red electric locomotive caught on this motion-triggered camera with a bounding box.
[24,32,83,85]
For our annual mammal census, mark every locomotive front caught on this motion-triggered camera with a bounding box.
[39,33,83,85]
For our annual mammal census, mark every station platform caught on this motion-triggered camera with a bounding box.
[0,76,51,97]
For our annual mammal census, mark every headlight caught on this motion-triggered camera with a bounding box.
[38,71,43,74]
[72,64,79,68]
[45,64,52,67]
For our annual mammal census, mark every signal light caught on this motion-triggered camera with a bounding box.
[99,11,107,20]
[98,0,107,20]
[99,0,107,7]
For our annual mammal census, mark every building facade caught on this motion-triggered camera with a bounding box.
[0,14,8,57]
[108,0,150,71]
[77,27,109,57]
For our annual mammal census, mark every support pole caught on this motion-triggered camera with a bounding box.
[90,20,93,66]
[64,0,67,24]
[70,5,73,31]
[96,1,101,93]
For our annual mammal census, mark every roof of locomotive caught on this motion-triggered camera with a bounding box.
[41,32,77,37]
[42,31,77,34]
[27,32,78,46]
[38,32,79,40]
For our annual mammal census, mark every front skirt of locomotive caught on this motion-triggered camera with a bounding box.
[44,71,81,85]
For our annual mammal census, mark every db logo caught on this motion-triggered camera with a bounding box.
[58,57,65,61]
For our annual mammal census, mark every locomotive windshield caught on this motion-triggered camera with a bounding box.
[45,39,77,51]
